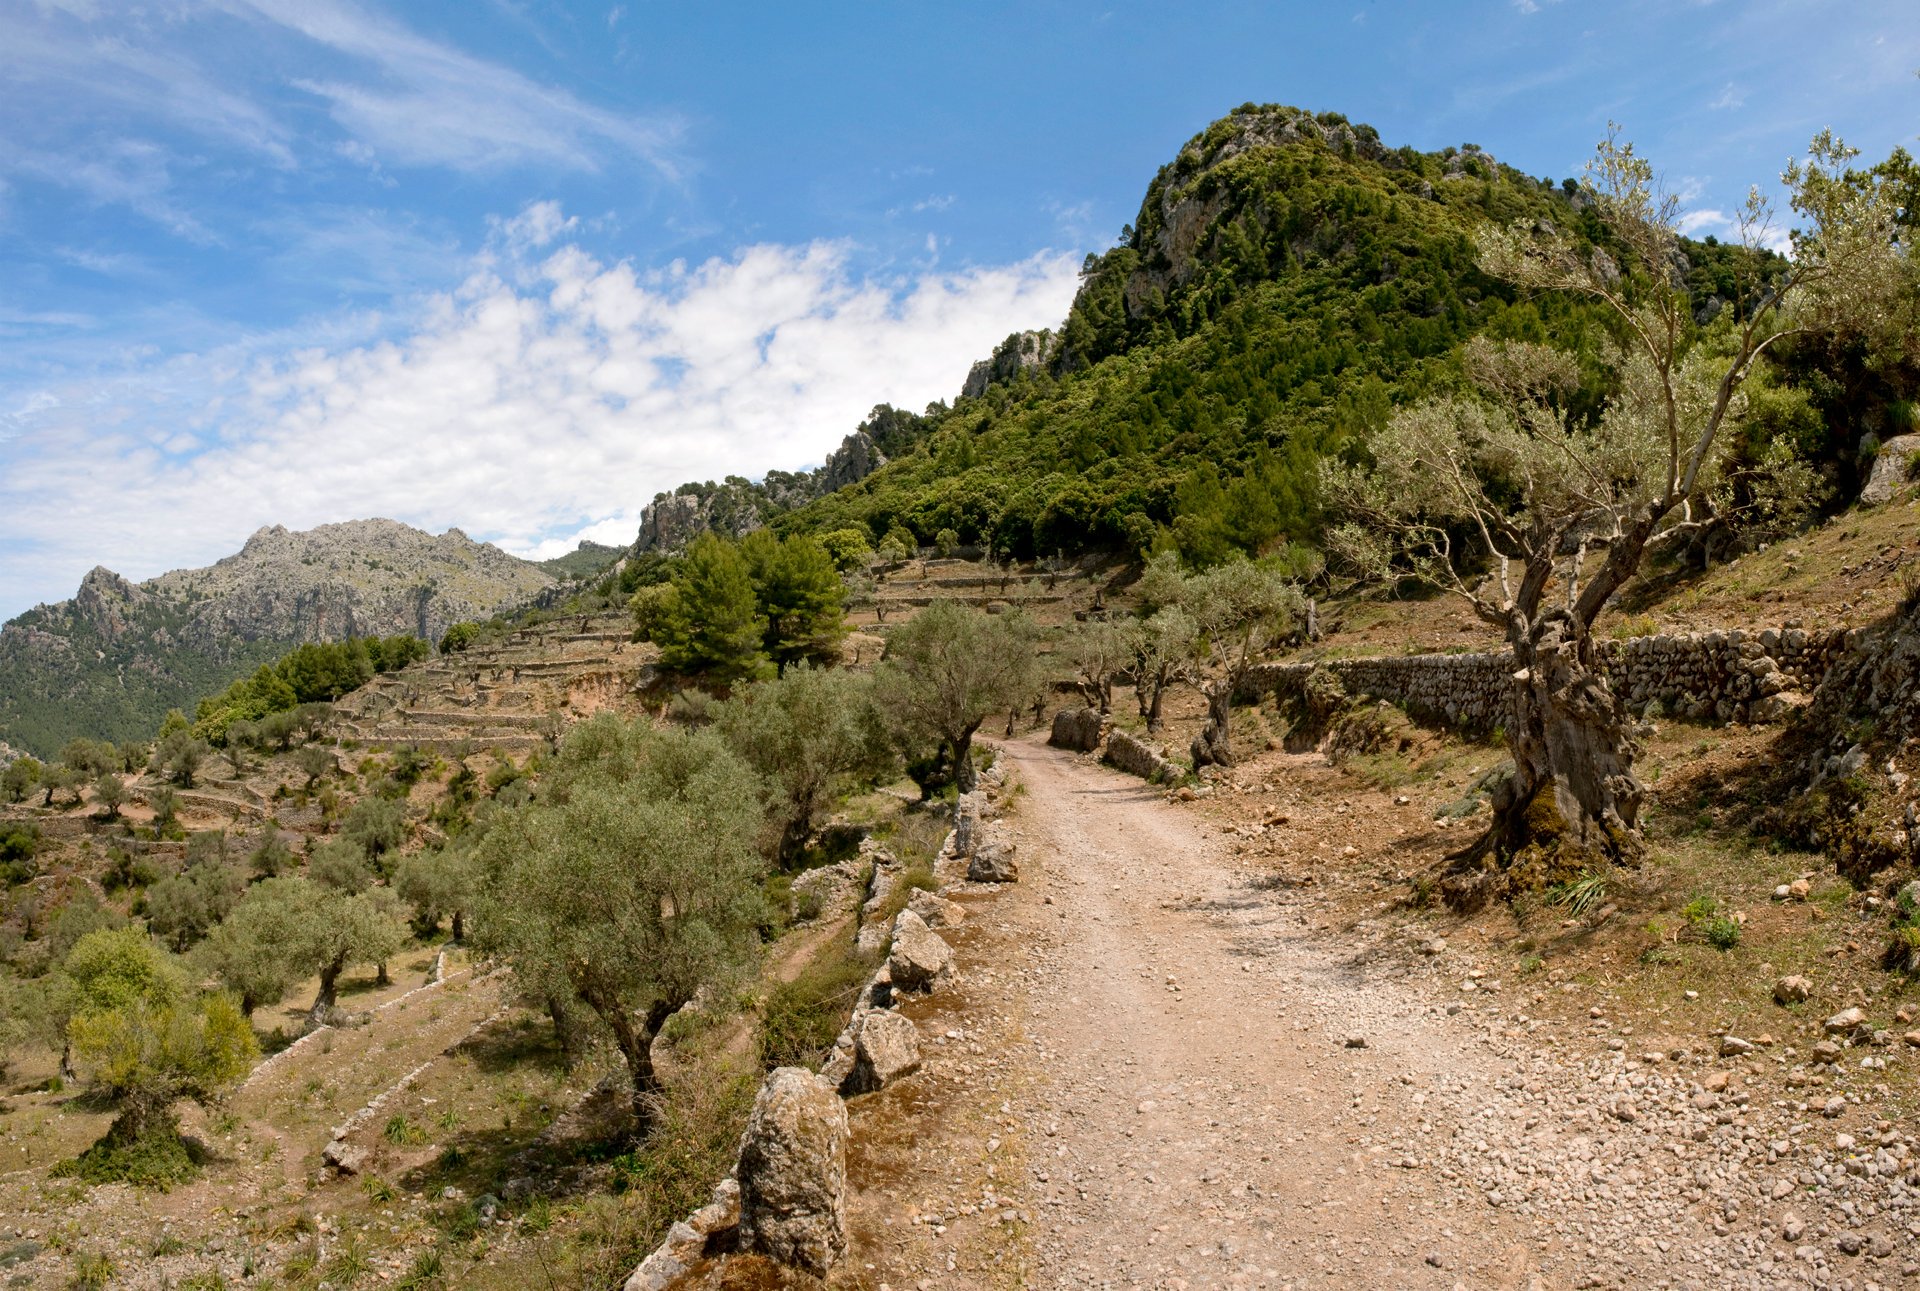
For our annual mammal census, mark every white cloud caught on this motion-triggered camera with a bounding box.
[0,220,1082,614]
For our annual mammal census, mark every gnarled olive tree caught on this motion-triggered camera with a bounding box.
[1324,129,1906,906]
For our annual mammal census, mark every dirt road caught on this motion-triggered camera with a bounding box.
[846,738,1893,1290]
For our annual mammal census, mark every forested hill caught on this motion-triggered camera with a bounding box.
[771,102,1811,565]
[0,520,557,757]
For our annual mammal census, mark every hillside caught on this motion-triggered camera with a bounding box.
[0,520,558,757]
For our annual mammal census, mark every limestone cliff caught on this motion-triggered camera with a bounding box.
[630,430,889,554]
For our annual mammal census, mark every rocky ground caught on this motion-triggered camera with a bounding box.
[838,735,1920,1291]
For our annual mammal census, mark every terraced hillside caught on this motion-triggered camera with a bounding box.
[330,611,654,753]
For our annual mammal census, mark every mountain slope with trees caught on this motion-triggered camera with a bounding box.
[0,520,558,757]
[766,105,1908,568]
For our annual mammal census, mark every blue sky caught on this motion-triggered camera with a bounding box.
[0,0,1914,620]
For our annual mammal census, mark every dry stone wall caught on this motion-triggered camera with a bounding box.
[1245,626,1852,732]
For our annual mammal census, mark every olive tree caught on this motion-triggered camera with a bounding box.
[474,716,768,1131]
[873,601,1040,792]
[393,846,480,940]
[1139,554,1305,768]
[1063,620,1131,716]
[61,929,258,1181]
[1126,606,1199,733]
[1323,129,1906,903]
[713,664,891,867]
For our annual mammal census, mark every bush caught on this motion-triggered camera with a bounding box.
[56,1118,205,1190]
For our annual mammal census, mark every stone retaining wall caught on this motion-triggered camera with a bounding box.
[1101,730,1180,784]
[1245,626,1853,731]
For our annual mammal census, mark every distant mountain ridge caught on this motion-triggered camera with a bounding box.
[0,519,559,756]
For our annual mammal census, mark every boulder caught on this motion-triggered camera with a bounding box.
[841,1009,922,1095]
[887,910,953,992]
[1824,1007,1867,1036]
[736,1069,848,1277]
[322,1138,369,1176]
[1773,975,1814,1005]
[1861,434,1920,505]
[952,793,982,857]
[967,839,1019,884]
[907,888,965,928]
[1049,706,1105,753]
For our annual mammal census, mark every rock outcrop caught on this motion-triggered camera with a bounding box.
[961,330,1055,400]
[736,1068,849,1277]
[1861,434,1920,505]
[629,430,890,555]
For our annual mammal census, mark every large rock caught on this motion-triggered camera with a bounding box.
[625,1178,741,1290]
[908,888,965,928]
[322,1137,369,1176]
[952,793,983,857]
[1049,706,1105,752]
[887,910,953,992]
[967,839,1019,883]
[1862,434,1920,505]
[841,1009,922,1095]
[736,1068,848,1277]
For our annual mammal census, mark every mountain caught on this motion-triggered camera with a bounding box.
[0,519,558,757]
[764,103,1785,565]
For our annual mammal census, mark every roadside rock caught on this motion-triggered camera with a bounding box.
[625,1179,741,1290]
[841,1009,922,1096]
[907,888,965,928]
[968,839,1019,883]
[887,910,954,992]
[736,1068,849,1277]
[1049,706,1106,753]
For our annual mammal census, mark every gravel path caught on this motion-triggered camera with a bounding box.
[846,738,1920,1290]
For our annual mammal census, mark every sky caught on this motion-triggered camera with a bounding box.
[0,0,1914,620]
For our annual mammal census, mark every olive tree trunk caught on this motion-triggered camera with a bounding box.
[1189,682,1234,768]
[1443,609,1644,910]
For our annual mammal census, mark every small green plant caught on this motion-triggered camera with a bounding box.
[522,1195,553,1232]
[1681,894,1719,924]
[150,1234,187,1257]
[383,1114,429,1146]
[1703,916,1742,950]
[363,1174,396,1202]
[396,1245,446,1290]
[69,1251,115,1290]
[434,1201,481,1242]
[1547,872,1608,918]
[322,1235,370,1284]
